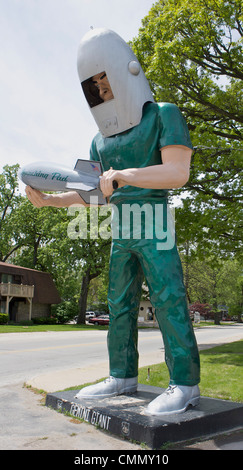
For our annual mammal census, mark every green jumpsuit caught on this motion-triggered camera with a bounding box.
[90,102,200,386]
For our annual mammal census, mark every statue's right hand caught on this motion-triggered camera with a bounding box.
[25,186,52,208]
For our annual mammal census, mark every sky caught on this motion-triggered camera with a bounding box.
[0,0,154,192]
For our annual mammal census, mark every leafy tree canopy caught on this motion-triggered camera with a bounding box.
[132,0,242,258]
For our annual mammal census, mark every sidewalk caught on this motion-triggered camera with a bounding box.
[27,348,164,392]
[172,429,243,450]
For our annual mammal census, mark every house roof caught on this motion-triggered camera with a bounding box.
[0,262,61,304]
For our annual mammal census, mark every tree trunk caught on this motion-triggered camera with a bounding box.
[33,235,41,268]
[77,268,101,324]
[212,273,220,325]
[214,310,221,325]
[184,241,192,304]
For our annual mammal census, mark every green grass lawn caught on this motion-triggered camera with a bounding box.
[138,340,243,402]
[0,321,235,334]
[0,323,108,333]
[63,340,243,403]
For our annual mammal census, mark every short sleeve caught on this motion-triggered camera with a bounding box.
[157,103,193,150]
[89,137,100,162]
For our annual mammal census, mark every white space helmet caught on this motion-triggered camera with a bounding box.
[77,28,154,137]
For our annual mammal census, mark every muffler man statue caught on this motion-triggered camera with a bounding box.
[26,28,200,415]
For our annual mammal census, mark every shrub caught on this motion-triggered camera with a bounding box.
[52,300,79,324]
[32,316,57,325]
[0,313,8,324]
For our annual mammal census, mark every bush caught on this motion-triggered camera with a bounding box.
[52,300,79,324]
[32,316,57,325]
[0,313,8,324]
[18,320,34,326]
[189,302,212,319]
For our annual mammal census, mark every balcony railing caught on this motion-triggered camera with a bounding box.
[0,282,34,298]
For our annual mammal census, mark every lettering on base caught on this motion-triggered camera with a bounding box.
[70,402,112,431]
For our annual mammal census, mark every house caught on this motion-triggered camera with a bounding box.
[0,262,61,322]
[139,299,156,322]
[139,283,155,322]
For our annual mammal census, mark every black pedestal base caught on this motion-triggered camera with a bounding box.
[46,384,243,449]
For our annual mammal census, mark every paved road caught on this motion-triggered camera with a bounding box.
[1,324,243,389]
[0,324,242,450]
[0,328,163,388]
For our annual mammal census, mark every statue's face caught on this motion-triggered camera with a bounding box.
[91,72,114,102]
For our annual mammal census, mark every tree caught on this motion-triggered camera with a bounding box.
[180,250,243,322]
[42,204,111,324]
[216,258,243,320]
[12,199,61,269]
[68,206,111,323]
[14,203,111,324]
[87,271,110,310]
[132,0,242,257]
[132,0,242,141]
[0,165,60,269]
[0,165,24,261]
[1,165,112,324]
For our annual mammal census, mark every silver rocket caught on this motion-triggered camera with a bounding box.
[19,159,117,205]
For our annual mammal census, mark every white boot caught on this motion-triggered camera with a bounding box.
[146,384,200,416]
[75,376,138,400]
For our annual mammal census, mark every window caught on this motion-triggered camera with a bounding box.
[1,274,13,284]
